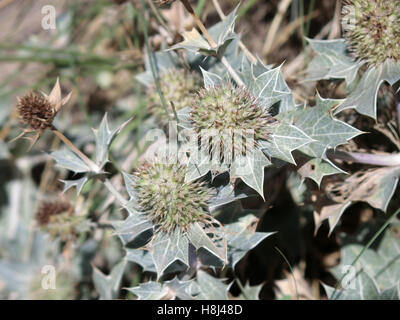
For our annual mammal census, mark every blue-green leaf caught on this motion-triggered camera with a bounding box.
[335,60,400,119]
[306,38,362,85]
[93,259,127,300]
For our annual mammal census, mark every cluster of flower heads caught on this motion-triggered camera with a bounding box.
[342,0,400,65]
[189,83,275,160]
[132,162,214,233]
[147,68,202,125]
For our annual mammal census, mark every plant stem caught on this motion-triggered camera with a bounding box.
[139,0,171,121]
[220,56,245,87]
[51,128,100,172]
[103,178,128,206]
[51,128,128,206]
[327,149,400,167]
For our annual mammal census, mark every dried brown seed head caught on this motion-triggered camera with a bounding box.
[17,92,56,131]
[35,200,73,226]
[12,78,72,148]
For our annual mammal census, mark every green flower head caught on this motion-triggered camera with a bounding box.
[189,82,275,164]
[132,162,214,233]
[147,68,202,125]
[342,0,400,65]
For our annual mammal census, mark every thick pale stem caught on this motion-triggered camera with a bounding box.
[327,149,400,167]
[220,56,245,87]
[103,178,128,206]
[52,128,100,172]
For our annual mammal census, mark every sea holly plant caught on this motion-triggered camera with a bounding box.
[306,0,400,119]
[7,0,400,301]
[114,160,275,277]
[180,69,361,197]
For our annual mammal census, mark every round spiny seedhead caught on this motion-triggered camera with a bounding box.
[189,83,275,158]
[342,0,400,65]
[35,200,73,226]
[147,68,202,124]
[17,92,56,131]
[133,163,213,233]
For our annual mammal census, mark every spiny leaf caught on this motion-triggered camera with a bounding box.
[92,259,127,300]
[60,177,89,195]
[184,148,211,183]
[126,278,195,300]
[122,171,138,200]
[315,166,400,233]
[187,222,227,264]
[92,113,131,169]
[260,122,313,164]
[239,55,272,87]
[298,158,345,186]
[194,270,229,300]
[306,38,362,85]
[112,211,153,246]
[231,148,271,199]
[323,272,383,300]
[332,226,400,291]
[282,95,362,158]
[170,6,238,57]
[51,148,91,173]
[125,249,156,273]
[248,65,296,112]
[209,184,257,212]
[225,214,275,268]
[200,67,223,89]
[335,60,400,119]
[163,278,196,300]
[149,229,189,278]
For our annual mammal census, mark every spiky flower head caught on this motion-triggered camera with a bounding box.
[17,93,56,131]
[147,68,202,124]
[342,0,400,66]
[132,162,213,233]
[14,79,72,147]
[35,200,83,240]
[189,83,275,161]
